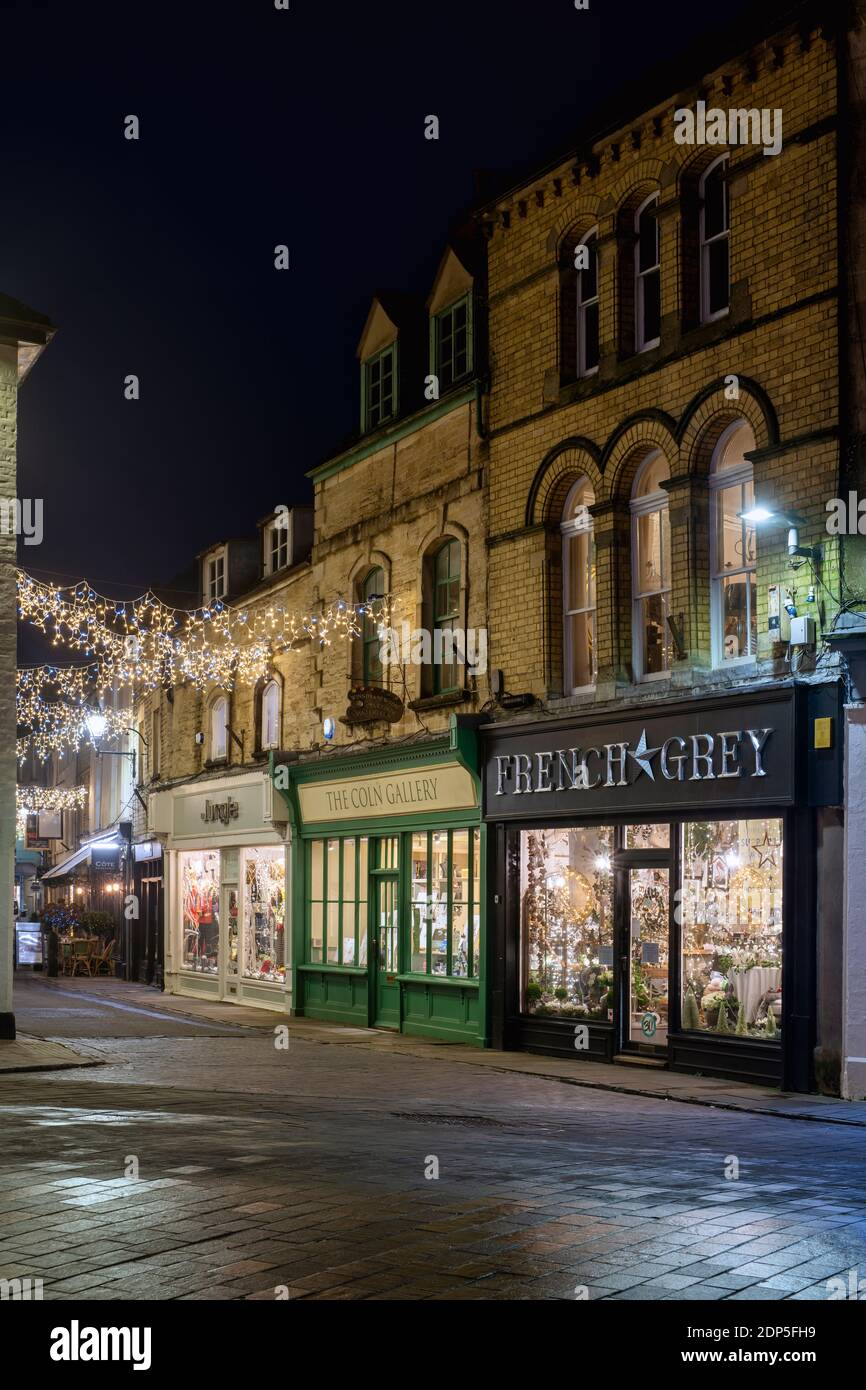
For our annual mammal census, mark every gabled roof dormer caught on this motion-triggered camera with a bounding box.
[427,243,477,393]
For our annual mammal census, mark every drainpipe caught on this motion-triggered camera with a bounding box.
[474,376,489,440]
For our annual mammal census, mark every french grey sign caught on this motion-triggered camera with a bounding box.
[484,698,795,819]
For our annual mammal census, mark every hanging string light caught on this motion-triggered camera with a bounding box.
[17,570,392,692]
[16,784,88,836]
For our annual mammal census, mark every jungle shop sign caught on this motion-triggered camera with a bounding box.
[484,699,795,819]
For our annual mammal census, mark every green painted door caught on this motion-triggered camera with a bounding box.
[373,836,400,1028]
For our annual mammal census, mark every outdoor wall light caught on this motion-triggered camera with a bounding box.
[739,504,820,562]
[85,708,107,740]
[323,717,335,741]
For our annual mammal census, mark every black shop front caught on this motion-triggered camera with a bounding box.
[483,684,842,1091]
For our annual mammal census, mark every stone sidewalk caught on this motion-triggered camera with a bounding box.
[17,974,866,1128]
[0,1036,102,1074]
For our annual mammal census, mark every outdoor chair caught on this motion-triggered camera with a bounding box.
[90,938,116,977]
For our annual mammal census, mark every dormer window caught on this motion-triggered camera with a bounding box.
[433,294,472,389]
[363,345,396,431]
[205,549,226,603]
[264,516,290,575]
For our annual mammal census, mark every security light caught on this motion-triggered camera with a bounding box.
[738,505,820,562]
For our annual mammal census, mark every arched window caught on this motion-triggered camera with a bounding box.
[261,680,280,750]
[360,567,385,686]
[576,228,599,377]
[700,155,729,322]
[631,452,672,678]
[562,479,596,693]
[431,539,461,694]
[710,421,757,665]
[635,194,661,351]
[210,695,228,762]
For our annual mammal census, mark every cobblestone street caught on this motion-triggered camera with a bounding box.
[1,975,865,1302]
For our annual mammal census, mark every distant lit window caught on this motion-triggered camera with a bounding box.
[700,155,730,322]
[635,194,661,351]
[710,420,757,666]
[210,696,228,761]
[266,517,290,574]
[261,681,280,750]
[206,551,226,602]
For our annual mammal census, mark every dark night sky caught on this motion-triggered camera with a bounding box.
[3,0,761,601]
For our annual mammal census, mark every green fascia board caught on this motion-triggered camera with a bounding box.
[269,721,481,835]
[307,383,476,485]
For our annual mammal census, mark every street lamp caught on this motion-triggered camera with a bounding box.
[85,709,107,741]
[739,505,821,563]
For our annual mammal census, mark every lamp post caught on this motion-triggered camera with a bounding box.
[85,711,148,979]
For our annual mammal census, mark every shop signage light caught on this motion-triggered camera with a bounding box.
[200,796,240,825]
[494,726,772,796]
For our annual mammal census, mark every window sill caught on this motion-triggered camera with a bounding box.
[299,962,367,975]
[409,689,472,712]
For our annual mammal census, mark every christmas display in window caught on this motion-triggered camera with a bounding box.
[520,827,614,1019]
[180,850,220,974]
[680,818,783,1039]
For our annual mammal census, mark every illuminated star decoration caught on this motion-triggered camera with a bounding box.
[628,728,662,781]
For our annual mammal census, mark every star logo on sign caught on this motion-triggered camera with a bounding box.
[628,728,662,781]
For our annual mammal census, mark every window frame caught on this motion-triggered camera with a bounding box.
[362,344,397,432]
[561,477,597,696]
[360,567,385,687]
[576,228,600,379]
[431,538,462,696]
[306,835,369,968]
[205,548,227,604]
[709,421,758,669]
[630,452,672,682]
[210,694,228,762]
[699,154,730,325]
[260,679,280,751]
[634,193,661,353]
[409,827,480,980]
[432,293,473,390]
[264,516,291,575]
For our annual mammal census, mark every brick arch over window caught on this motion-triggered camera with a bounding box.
[546,196,602,256]
[525,438,603,528]
[601,410,678,503]
[677,376,779,477]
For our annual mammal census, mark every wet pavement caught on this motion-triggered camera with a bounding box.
[3,973,866,1301]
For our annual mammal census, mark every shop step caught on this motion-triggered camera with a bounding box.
[613,1053,667,1068]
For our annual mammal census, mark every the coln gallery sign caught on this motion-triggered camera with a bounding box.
[484,696,796,819]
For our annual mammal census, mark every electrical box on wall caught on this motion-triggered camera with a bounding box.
[790,615,816,647]
[767,584,780,635]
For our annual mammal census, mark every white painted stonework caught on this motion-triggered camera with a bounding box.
[842,705,866,1099]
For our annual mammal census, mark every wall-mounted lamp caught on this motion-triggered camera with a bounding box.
[739,505,821,563]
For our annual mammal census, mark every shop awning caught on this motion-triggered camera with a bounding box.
[40,835,123,882]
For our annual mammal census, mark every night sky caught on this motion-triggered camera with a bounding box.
[4,0,761,603]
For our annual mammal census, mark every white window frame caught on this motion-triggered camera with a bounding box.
[709,421,757,669]
[210,695,228,762]
[265,516,291,575]
[205,548,227,604]
[630,452,672,682]
[700,154,730,324]
[635,193,661,353]
[561,477,596,696]
[576,227,599,379]
[261,679,280,750]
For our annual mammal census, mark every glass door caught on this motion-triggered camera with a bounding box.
[373,836,400,1029]
[625,865,670,1048]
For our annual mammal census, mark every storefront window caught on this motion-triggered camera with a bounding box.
[520,827,614,1018]
[242,847,286,983]
[680,818,783,1039]
[307,836,369,967]
[410,828,479,978]
[180,850,220,973]
[624,822,670,849]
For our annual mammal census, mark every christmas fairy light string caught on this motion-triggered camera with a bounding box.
[17,570,392,691]
[16,570,392,760]
[16,784,88,836]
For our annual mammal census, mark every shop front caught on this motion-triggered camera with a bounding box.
[484,684,842,1090]
[149,770,290,1012]
[270,723,487,1045]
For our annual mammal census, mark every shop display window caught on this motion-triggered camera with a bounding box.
[242,847,286,983]
[520,827,614,1018]
[680,818,783,1040]
[410,828,480,978]
[624,822,670,849]
[180,850,220,973]
[306,836,369,967]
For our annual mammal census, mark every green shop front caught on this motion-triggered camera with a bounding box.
[270,726,487,1044]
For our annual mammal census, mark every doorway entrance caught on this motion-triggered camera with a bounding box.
[624,864,670,1049]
